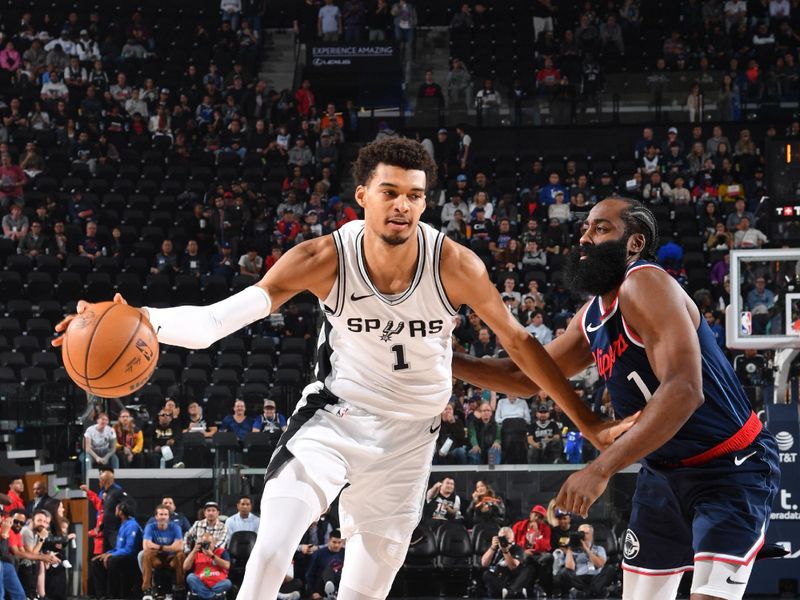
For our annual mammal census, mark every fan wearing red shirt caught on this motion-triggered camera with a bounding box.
[511,504,554,595]
[4,479,24,514]
[535,58,561,95]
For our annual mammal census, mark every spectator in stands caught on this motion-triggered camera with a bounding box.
[252,399,287,433]
[78,220,102,262]
[0,154,26,208]
[318,0,343,41]
[114,409,143,468]
[68,190,97,226]
[469,327,496,358]
[90,501,142,600]
[642,170,672,203]
[220,399,253,441]
[468,403,502,464]
[149,409,183,468]
[2,204,28,244]
[226,496,260,539]
[549,509,574,551]
[539,171,568,206]
[18,509,58,599]
[532,0,556,40]
[511,504,553,596]
[435,403,468,464]
[83,413,119,471]
[734,215,768,247]
[306,530,345,600]
[41,70,69,106]
[528,404,562,464]
[184,401,218,438]
[495,395,531,426]
[184,502,227,555]
[481,526,525,598]
[553,523,613,599]
[3,480,23,514]
[146,497,192,535]
[140,504,185,600]
[342,0,365,41]
[87,468,128,555]
[184,531,232,600]
[525,310,553,345]
[425,476,463,524]
[315,130,339,176]
[0,514,26,600]
[238,247,263,279]
[180,240,209,279]
[25,483,50,517]
[475,78,501,125]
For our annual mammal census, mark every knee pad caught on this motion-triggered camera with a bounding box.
[339,532,410,599]
[622,568,684,600]
[691,559,754,600]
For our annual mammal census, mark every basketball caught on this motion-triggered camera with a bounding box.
[60,302,159,398]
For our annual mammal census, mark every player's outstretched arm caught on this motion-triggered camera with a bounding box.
[54,236,337,350]
[452,304,595,397]
[441,240,613,450]
[556,267,704,517]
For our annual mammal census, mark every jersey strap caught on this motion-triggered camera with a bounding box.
[678,411,762,467]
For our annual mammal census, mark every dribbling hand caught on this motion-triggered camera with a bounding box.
[554,465,609,518]
[51,293,130,347]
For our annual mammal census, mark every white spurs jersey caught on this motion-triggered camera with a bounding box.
[315,220,459,420]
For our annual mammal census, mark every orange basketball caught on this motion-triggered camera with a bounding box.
[61,302,159,398]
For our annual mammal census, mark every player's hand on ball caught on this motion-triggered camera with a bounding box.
[588,411,640,451]
[52,293,130,347]
[555,466,609,518]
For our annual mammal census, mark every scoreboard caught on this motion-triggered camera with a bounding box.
[765,138,800,242]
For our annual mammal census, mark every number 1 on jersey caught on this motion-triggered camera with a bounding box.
[627,370,653,402]
[391,344,409,371]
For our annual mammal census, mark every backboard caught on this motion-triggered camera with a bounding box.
[726,248,800,350]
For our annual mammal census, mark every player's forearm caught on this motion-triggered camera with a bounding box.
[503,333,601,443]
[591,380,703,478]
[452,353,539,397]
[144,286,272,349]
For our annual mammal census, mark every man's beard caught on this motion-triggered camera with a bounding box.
[563,238,630,296]
[379,232,412,246]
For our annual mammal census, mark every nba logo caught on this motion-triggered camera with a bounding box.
[740,311,752,336]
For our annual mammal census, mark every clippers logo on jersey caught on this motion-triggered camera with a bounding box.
[593,333,629,380]
[380,321,404,342]
[346,318,444,338]
[623,529,640,560]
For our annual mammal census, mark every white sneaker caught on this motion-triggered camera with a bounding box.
[61,559,72,569]
[324,581,337,600]
[502,589,509,600]
[165,594,174,600]
[277,592,301,600]
[142,592,155,600]
[172,461,185,469]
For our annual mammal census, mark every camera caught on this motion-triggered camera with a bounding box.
[569,531,585,550]
[200,541,211,550]
[498,536,511,549]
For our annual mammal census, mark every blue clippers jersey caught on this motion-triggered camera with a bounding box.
[581,260,755,465]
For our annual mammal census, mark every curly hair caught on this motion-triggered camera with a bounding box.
[352,137,437,188]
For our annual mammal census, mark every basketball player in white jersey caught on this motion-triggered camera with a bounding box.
[55,138,633,599]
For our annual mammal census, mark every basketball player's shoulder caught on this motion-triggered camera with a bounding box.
[619,262,674,301]
[438,234,485,276]
[279,234,339,279]
[438,235,491,306]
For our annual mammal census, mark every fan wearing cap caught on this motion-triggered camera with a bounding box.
[527,404,561,463]
[510,504,553,595]
[252,400,288,434]
[183,502,227,555]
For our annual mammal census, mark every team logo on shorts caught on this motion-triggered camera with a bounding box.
[623,529,640,560]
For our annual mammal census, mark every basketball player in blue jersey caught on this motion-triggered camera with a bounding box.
[454,197,780,600]
[55,139,635,600]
